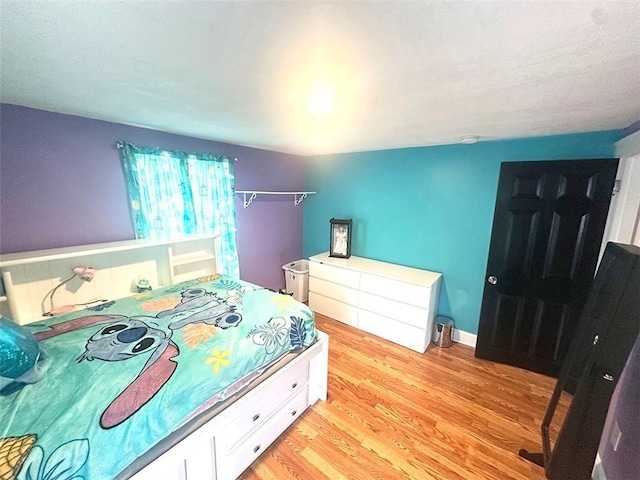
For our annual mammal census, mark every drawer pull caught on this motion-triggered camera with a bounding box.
[252,413,260,422]
[291,409,298,417]
[253,444,261,453]
[291,382,298,389]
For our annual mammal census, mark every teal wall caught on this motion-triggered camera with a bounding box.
[303,130,621,335]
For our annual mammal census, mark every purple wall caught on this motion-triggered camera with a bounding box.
[0,104,305,290]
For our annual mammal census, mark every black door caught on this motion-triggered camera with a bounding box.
[475,159,618,377]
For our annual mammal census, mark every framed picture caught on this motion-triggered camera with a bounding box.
[329,218,352,259]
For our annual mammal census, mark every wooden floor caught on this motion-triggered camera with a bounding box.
[241,314,556,480]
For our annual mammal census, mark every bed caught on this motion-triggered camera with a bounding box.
[0,274,329,480]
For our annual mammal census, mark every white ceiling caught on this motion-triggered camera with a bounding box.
[1,1,639,156]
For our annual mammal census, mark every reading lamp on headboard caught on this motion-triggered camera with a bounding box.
[43,266,95,316]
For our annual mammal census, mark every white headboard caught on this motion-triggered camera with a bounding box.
[0,235,220,325]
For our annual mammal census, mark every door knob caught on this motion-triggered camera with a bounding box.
[488,275,498,285]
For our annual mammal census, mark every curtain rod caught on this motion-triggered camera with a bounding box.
[114,141,238,161]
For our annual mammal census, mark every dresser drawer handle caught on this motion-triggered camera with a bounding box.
[291,382,298,389]
[291,409,298,417]
[252,413,260,422]
[253,444,261,453]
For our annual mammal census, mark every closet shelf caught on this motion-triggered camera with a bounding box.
[235,191,316,208]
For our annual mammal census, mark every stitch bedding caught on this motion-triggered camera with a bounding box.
[0,275,317,480]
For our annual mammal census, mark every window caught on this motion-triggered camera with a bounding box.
[118,141,239,277]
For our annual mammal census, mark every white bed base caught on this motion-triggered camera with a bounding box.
[129,330,328,480]
[1,238,329,479]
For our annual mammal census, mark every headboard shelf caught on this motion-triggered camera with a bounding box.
[0,235,218,268]
[0,234,220,324]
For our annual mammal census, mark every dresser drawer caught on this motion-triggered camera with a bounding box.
[310,261,360,288]
[358,309,429,353]
[228,385,309,478]
[225,358,309,448]
[309,292,358,327]
[359,292,429,330]
[309,276,359,306]
[360,273,431,309]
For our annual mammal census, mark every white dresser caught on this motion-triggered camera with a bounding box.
[309,252,442,353]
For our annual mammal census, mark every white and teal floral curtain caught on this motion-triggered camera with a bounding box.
[118,141,239,277]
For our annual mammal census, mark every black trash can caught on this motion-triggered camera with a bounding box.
[433,315,454,348]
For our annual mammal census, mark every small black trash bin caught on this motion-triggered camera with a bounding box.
[433,315,454,348]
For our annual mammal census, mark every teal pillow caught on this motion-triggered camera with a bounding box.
[0,316,44,394]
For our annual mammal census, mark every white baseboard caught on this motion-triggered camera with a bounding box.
[453,329,477,348]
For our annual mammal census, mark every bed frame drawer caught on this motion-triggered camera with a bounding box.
[225,385,309,478]
[225,359,309,448]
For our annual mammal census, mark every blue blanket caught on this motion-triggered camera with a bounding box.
[0,275,317,480]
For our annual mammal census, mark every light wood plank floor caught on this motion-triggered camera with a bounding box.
[241,314,555,480]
